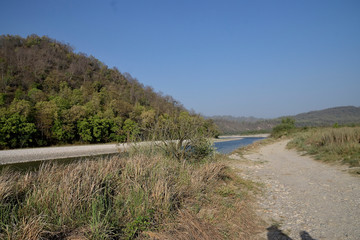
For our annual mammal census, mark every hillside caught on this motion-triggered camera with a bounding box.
[0,34,217,149]
[293,106,360,126]
[209,117,277,134]
[211,106,360,134]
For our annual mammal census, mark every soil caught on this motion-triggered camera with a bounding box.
[229,140,360,240]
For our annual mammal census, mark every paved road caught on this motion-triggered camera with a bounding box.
[0,143,135,165]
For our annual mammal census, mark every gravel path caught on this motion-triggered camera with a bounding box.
[231,140,360,240]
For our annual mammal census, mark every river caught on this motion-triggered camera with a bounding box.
[214,137,266,154]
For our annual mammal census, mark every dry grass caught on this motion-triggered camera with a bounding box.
[0,150,260,239]
[288,126,360,167]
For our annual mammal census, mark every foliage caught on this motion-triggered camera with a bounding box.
[0,34,219,149]
[0,112,37,148]
[271,117,296,138]
[122,119,140,142]
[288,126,360,167]
[152,111,217,162]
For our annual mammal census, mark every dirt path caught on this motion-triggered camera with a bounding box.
[231,140,360,240]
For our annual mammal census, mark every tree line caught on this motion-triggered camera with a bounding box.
[0,34,218,149]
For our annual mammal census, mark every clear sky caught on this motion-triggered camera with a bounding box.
[1,0,359,118]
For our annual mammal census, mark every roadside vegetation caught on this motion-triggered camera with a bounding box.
[0,148,260,239]
[269,118,360,167]
[270,117,296,138]
[288,126,360,167]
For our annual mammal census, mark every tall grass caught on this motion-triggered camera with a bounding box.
[288,127,360,167]
[0,150,259,239]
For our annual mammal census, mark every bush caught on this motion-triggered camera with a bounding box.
[271,117,296,138]
[151,112,215,162]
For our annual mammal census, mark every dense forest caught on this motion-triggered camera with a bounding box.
[0,34,218,149]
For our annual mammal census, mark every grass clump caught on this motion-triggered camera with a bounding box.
[0,149,260,239]
[288,126,360,167]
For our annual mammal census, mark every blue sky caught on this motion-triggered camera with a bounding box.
[1,0,359,118]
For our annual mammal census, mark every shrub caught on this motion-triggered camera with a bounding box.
[271,117,296,138]
[151,112,215,162]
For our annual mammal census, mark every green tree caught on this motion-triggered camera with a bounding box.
[78,119,93,142]
[0,112,37,149]
[28,87,47,103]
[14,88,25,100]
[9,99,32,118]
[52,117,76,143]
[77,115,121,143]
[0,93,5,106]
[123,119,139,142]
[35,101,58,141]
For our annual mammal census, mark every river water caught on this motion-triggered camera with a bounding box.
[214,137,266,154]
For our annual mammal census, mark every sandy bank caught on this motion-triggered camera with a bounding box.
[213,133,270,142]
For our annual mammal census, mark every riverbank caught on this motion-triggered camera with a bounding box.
[213,133,270,142]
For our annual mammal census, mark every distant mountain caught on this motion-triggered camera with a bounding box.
[210,106,360,134]
[292,106,360,127]
[209,115,265,123]
[208,116,278,134]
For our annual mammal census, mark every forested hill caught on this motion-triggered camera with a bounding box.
[0,34,217,149]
